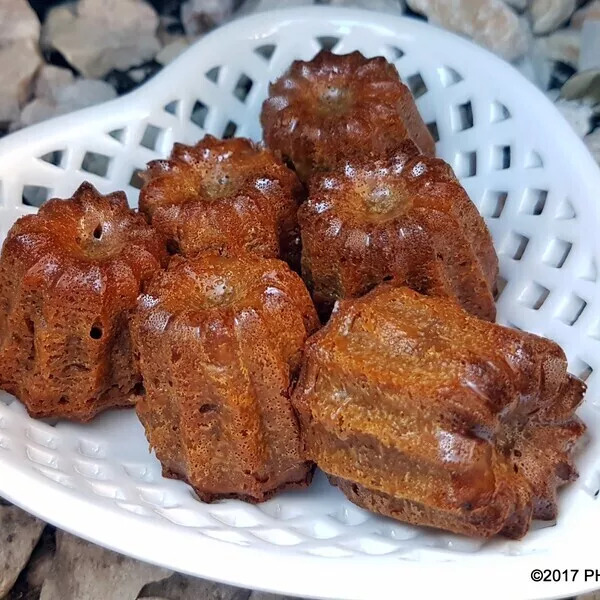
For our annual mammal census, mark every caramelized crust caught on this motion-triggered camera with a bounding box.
[292,286,585,538]
[0,182,167,421]
[299,141,498,320]
[261,50,435,182]
[139,135,303,268]
[132,254,319,502]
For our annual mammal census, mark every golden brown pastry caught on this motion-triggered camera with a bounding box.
[293,286,585,538]
[139,135,303,268]
[261,50,435,182]
[299,140,498,320]
[0,182,166,421]
[132,253,319,502]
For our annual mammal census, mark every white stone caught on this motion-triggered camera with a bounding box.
[584,129,600,166]
[0,505,45,597]
[530,0,576,34]
[553,97,593,137]
[139,572,249,599]
[181,0,235,36]
[34,65,75,102]
[0,0,40,44]
[535,28,580,67]
[572,0,600,28]
[18,78,117,129]
[16,99,57,129]
[156,38,190,65]
[42,0,160,79]
[406,0,529,61]
[54,78,117,109]
[0,39,42,126]
[39,531,171,600]
[328,0,405,11]
[515,51,553,88]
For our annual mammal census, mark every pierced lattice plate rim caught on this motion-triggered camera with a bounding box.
[0,7,599,600]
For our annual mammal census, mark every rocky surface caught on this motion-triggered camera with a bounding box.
[0,0,40,44]
[535,27,580,66]
[41,0,160,78]
[139,573,249,599]
[0,40,42,128]
[406,0,529,60]
[180,0,236,36]
[0,0,596,155]
[17,75,117,129]
[530,0,576,34]
[571,0,600,27]
[38,531,171,600]
[0,505,44,598]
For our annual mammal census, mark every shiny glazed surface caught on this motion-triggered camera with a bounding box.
[293,286,585,538]
[0,182,166,421]
[299,141,498,319]
[261,50,436,182]
[132,253,319,502]
[139,135,303,268]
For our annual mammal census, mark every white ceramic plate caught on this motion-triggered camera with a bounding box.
[0,7,599,600]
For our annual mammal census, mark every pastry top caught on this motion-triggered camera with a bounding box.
[303,140,496,284]
[136,254,319,366]
[298,140,498,319]
[261,50,436,180]
[293,286,585,537]
[1,182,166,301]
[139,135,303,260]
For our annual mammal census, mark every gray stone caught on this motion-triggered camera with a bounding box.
[561,69,600,103]
[535,28,580,67]
[181,0,235,36]
[553,96,593,136]
[516,50,553,88]
[18,78,117,129]
[584,128,600,166]
[530,0,576,34]
[39,531,171,600]
[0,39,42,126]
[34,65,75,102]
[580,21,600,71]
[0,0,41,44]
[571,0,600,28]
[42,0,160,78]
[156,38,190,65]
[53,77,117,108]
[139,572,249,599]
[0,505,45,597]
[406,0,529,61]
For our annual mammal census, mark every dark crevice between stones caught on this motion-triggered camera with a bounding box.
[5,525,56,600]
